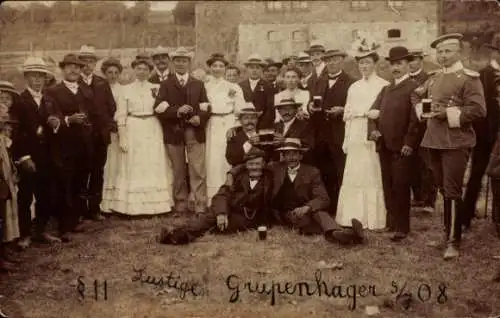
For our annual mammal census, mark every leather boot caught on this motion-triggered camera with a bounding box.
[443,199,461,260]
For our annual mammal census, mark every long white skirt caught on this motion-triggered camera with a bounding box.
[112,116,173,215]
[101,133,121,213]
[336,119,386,230]
[205,114,235,205]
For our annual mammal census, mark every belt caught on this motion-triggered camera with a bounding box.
[128,113,155,118]
[210,111,234,117]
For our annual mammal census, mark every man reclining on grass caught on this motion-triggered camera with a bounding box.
[158,139,364,245]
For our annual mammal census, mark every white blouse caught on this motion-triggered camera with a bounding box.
[205,77,245,115]
[122,80,160,124]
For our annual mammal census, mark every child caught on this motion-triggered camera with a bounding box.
[0,103,19,273]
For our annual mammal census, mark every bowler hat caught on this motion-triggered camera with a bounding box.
[0,81,19,96]
[430,33,463,49]
[206,53,229,67]
[101,58,123,73]
[170,47,193,60]
[274,98,302,108]
[322,49,347,60]
[264,58,283,69]
[385,46,412,62]
[275,138,308,152]
[244,54,267,67]
[243,147,266,162]
[59,53,86,68]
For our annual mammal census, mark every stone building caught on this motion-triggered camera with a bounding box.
[194,0,439,66]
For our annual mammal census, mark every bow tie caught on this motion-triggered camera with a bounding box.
[328,74,341,80]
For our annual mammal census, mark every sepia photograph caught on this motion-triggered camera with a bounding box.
[0,0,499,317]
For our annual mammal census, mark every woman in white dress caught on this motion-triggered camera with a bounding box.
[204,53,245,204]
[274,67,310,122]
[336,42,389,230]
[113,57,173,215]
[100,58,126,213]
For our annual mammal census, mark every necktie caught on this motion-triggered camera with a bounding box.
[179,78,185,86]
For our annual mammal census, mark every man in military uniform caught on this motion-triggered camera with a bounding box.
[416,33,486,260]
[158,147,273,245]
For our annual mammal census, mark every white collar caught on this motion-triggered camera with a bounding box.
[409,68,423,77]
[249,78,260,84]
[303,72,313,81]
[315,62,325,73]
[283,116,296,127]
[63,80,79,89]
[156,68,169,77]
[491,59,500,71]
[81,73,93,82]
[175,72,189,81]
[244,129,257,137]
[394,73,410,86]
[328,70,343,79]
[27,86,42,98]
[442,61,464,74]
[288,164,300,173]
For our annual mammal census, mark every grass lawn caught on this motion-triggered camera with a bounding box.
[1,207,499,318]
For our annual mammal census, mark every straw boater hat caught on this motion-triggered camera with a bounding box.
[0,81,19,96]
[276,138,308,152]
[306,41,326,54]
[430,33,463,49]
[78,44,98,60]
[169,47,193,60]
[296,52,312,64]
[21,57,54,76]
[243,146,266,162]
[385,46,413,62]
[409,49,426,59]
[244,54,267,67]
[236,102,263,117]
[206,53,229,67]
[274,98,302,109]
[151,45,170,58]
[59,53,86,68]
[322,49,348,60]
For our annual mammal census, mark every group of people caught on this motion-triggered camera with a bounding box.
[1,31,500,274]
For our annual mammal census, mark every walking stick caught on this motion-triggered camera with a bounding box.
[485,176,490,219]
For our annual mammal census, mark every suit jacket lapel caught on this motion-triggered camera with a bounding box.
[21,90,38,113]
[293,165,305,191]
[285,119,300,137]
[241,173,250,194]
[272,164,287,197]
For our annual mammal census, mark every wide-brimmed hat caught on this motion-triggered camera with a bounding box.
[282,54,298,65]
[0,81,18,96]
[385,46,412,62]
[206,53,229,67]
[430,33,463,49]
[59,53,86,68]
[296,52,312,64]
[276,138,308,152]
[306,42,326,54]
[78,44,98,60]
[244,54,266,67]
[170,47,193,60]
[151,45,170,58]
[243,147,266,162]
[322,49,347,60]
[274,98,302,108]
[101,57,123,73]
[264,58,283,69]
[21,56,53,76]
[236,102,263,117]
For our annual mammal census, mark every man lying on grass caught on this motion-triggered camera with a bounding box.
[158,139,364,245]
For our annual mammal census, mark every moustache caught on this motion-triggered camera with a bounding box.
[392,70,401,74]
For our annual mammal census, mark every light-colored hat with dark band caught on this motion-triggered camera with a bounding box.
[78,44,98,60]
[170,47,193,60]
[244,54,267,67]
[0,81,19,96]
[236,102,263,117]
[430,33,463,49]
[296,52,312,64]
[21,57,54,76]
[274,98,302,108]
[152,45,170,58]
[243,147,267,162]
[276,137,308,152]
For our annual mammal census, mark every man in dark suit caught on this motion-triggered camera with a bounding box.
[77,45,117,221]
[310,49,356,215]
[272,98,314,163]
[461,40,500,229]
[149,46,171,84]
[296,52,315,93]
[264,59,283,94]
[239,54,275,129]
[306,42,328,81]
[154,47,210,214]
[225,105,262,166]
[368,46,421,241]
[269,138,364,245]
[408,49,437,213]
[158,147,273,245]
[11,57,59,245]
[43,53,97,241]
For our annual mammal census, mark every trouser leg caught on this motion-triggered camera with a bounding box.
[16,169,35,238]
[88,139,108,216]
[185,135,207,213]
[379,149,394,230]
[166,143,189,212]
